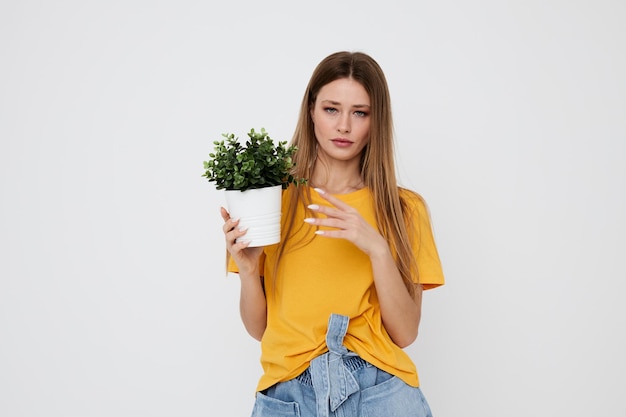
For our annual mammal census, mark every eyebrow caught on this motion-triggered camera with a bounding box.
[321,99,371,108]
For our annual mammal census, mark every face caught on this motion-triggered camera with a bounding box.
[310,78,371,165]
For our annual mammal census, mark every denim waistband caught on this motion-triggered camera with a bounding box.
[295,355,369,387]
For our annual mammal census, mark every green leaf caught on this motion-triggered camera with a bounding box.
[202,127,305,190]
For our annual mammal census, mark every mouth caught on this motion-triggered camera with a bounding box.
[331,138,354,147]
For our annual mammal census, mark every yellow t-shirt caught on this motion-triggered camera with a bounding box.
[229,186,444,392]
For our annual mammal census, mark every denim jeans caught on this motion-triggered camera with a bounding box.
[251,314,433,417]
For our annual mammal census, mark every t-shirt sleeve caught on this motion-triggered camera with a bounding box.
[227,254,238,273]
[402,189,445,290]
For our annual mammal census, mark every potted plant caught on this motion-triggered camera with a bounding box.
[202,127,303,247]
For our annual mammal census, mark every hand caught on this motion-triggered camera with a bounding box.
[304,188,389,257]
[220,207,264,275]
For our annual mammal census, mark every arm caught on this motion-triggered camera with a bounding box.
[368,245,422,347]
[221,207,267,341]
[305,190,421,347]
[238,265,267,341]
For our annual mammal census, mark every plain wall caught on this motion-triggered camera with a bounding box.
[1,1,625,416]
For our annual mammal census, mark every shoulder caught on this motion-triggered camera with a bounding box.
[398,187,428,214]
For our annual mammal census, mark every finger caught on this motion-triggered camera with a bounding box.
[220,206,231,221]
[234,239,252,251]
[221,207,242,234]
[223,217,240,234]
[313,229,349,239]
[304,217,346,230]
[308,202,356,222]
[307,203,343,219]
[227,238,252,260]
[313,188,355,212]
[226,225,248,244]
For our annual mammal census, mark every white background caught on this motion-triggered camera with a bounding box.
[1,1,625,416]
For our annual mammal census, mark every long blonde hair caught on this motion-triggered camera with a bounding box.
[276,51,420,296]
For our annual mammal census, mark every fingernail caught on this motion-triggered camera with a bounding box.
[238,227,248,232]
[314,188,325,194]
[308,204,319,210]
[315,230,325,235]
[232,217,240,223]
[304,218,315,224]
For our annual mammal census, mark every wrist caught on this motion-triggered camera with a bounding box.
[238,268,260,281]
[367,240,393,262]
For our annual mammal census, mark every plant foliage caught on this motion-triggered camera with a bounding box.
[202,128,304,191]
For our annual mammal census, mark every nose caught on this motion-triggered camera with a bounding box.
[337,114,351,133]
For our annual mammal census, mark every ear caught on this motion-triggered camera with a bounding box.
[310,108,315,124]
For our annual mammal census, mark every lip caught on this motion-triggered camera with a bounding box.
[331,138,354,147]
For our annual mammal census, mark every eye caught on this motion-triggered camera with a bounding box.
[354,110,368,117]
[324,107,338,114]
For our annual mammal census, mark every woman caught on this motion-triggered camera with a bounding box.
[221,51,444,417]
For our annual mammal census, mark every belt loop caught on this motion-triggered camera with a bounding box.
[326,313,350,354]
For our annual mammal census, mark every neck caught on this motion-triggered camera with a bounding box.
[310,158,364,195]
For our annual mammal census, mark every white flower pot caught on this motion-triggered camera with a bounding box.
[224,185,282,247]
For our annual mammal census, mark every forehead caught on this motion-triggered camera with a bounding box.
[316,78,370,104]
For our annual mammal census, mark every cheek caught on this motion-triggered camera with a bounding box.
[312,112,331,133]
[312,119,324,141]
[358,121,371,140]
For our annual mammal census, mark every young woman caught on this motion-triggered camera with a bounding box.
[221,51,444,417]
